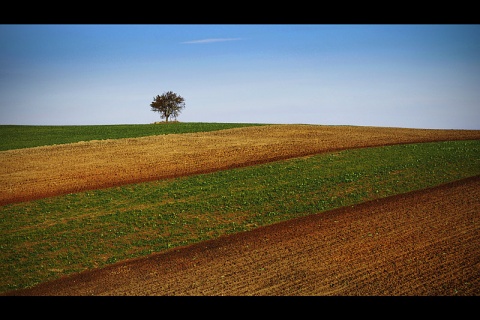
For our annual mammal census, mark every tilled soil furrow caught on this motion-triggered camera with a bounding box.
[5,175,479,296]
[2,124,480,205]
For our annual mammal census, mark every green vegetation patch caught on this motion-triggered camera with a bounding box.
[0,122,267,151]
[1,140,479,293]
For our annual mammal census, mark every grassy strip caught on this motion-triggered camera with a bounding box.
[0,122,267,151]
[1,140,479,293]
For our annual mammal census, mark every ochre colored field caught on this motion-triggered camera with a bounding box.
[1,124,480,206]
[2,124,480,296]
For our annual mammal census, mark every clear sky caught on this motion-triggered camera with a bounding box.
[1,24,479,129]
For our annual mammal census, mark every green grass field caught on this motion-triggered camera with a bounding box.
[0,122,267,151]
[1,129,479,293]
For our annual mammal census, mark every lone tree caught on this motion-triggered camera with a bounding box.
[150,91,185,122]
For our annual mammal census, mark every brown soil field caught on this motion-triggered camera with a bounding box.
[1,124,480,206]
[1,124,480,296]
[6,175,479,296]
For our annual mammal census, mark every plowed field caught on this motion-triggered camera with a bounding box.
[1,124,480,296]
[6,176,480,296]
[2,124,480,206]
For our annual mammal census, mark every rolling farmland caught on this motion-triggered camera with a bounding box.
[1,123,479,295]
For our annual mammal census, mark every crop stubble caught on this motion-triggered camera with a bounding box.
[2,124,480,296]
[1,124,480,206]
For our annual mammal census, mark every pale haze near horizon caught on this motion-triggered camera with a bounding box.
[0,24,479,129]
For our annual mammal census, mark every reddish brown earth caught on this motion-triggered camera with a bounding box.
[5,175,480,296]
[2,124,480,206]
[2,125,480,296]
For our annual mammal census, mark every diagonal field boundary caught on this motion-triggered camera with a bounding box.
[1,124,480,205]
[4,175,479,296]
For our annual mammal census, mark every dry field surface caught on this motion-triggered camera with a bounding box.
[2,124,480,206]
[7,176,480,296]
[2,124,480,296]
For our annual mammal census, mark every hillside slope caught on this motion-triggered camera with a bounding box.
[2,124,480,205]
[5,175,479,296]
[2,124,479,296]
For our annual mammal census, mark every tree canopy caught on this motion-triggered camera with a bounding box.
[150,91,185,122]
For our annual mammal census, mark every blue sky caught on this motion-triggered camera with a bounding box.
[1,24,479,129]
